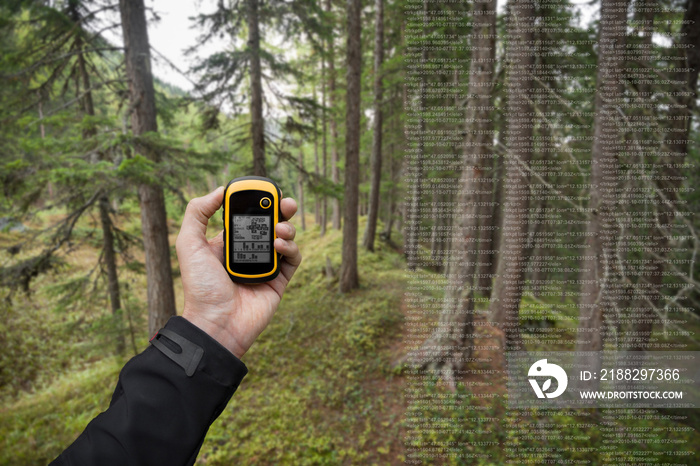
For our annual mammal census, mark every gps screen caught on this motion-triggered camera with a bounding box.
[232,215,271,263]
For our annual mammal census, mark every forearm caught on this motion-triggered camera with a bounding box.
[51,316,247,466]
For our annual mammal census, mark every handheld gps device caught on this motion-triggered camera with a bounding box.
[223,176,282,284]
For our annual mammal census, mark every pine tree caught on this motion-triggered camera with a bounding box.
[363,0,385,252]
[575,0,629,355]
[0,0,129,352]
[119,0,177,335]
[190,0,328,176]
[339,0,362,292]
[488,0,537,350]
[404,0,498,386]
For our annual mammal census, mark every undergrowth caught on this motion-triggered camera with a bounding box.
[0,215,407,465]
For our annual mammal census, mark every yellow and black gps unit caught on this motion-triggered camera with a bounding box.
[223,176,282,284]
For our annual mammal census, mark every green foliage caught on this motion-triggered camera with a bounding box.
[0,0,239,307]
[117,153,157,184]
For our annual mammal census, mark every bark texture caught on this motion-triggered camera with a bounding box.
[321,56,328,236]
[119,0,176,336]
[298,148,306,230]
[247,0,266,177]
[99,196,125,354]
[404,0,428,270]
[405,0,497,385]
[574,0,628,355]
[363,0,384,252]
[339,0,362,292]
[488,0,536,350]
[473,0,498,296]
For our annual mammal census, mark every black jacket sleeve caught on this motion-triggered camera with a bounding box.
[50,316,248,466]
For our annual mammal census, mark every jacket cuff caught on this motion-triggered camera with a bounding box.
[161,316,248,388]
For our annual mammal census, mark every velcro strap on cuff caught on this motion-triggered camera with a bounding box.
[150,328,205,377]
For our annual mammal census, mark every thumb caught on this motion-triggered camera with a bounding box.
[178,186,225,243]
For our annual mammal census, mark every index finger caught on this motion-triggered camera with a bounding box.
[280,197,297,221]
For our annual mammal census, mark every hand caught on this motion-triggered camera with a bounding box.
[175,186,301,359]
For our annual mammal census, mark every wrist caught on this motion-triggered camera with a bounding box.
[181,310,247,360]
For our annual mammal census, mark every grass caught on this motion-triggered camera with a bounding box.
[0,359,121,465]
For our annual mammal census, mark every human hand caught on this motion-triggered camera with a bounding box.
[176,186,301,359]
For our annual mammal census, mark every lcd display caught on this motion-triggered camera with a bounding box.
[232,215,271,263]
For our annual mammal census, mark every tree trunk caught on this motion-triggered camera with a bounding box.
[623,0,658,351]
[574,0,628,361]
[298,148,306,230]
[489,150,504,281]
[383,93,401,242]
[488,0,536,350]
[321,58,328,236]
[405,0,497,384]
[313,86,321,226]
[363,0,384,252]
[575,0,628,356]
[325,0,341,230]
[99,196,126,354]
[429,190,440,268]
[404,0,428,270]
[474,0,498,296]
[629,0,699,350]
[119,0,177,336]
[383,148,397,242]
[525,29,553,301]
[476,168,497,295]
[339,0,362,292]
[484,66,508,290]
[247,0,266,177]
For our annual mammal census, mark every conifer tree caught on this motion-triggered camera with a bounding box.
[190,0,328,176]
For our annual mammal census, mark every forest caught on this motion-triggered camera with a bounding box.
[1,0,699,463]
